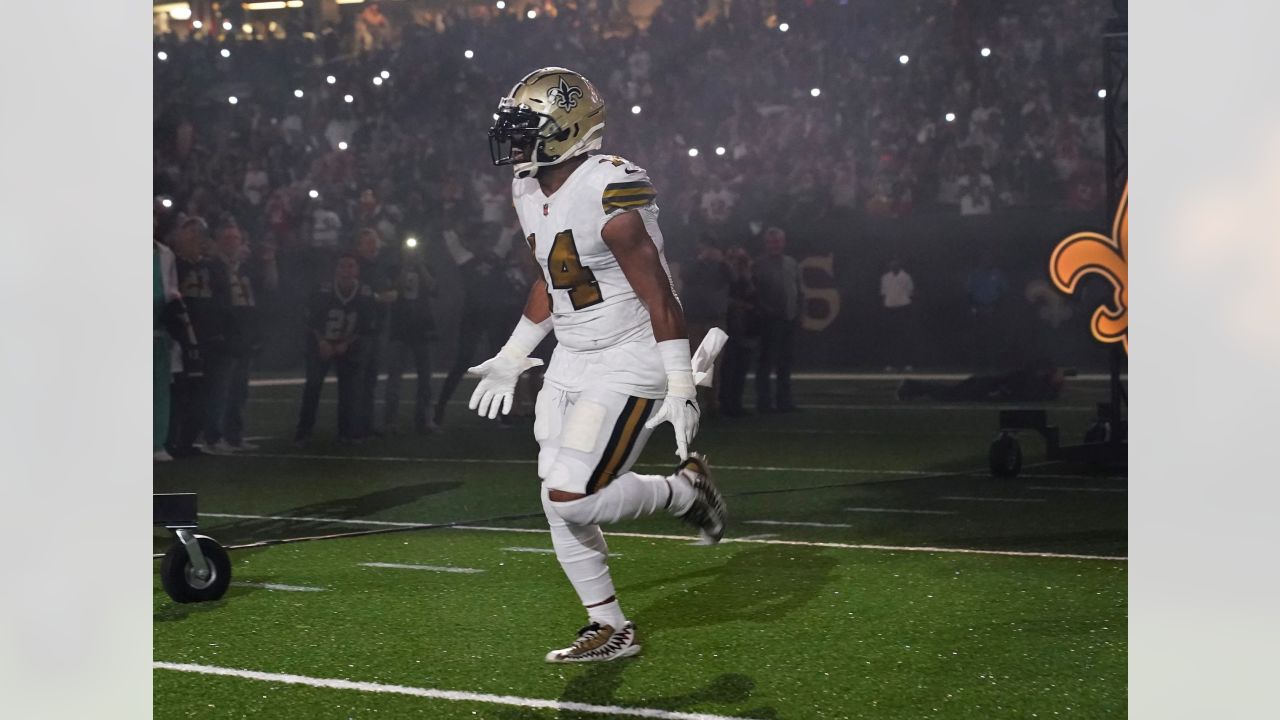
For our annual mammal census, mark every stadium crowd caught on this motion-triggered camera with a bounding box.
[152,0,1111,460]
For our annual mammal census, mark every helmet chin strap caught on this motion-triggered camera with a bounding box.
[511,125,606,180]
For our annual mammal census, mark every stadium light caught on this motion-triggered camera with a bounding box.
[161,198,174,208]
[169,6,192,21]
[308,189,319,199]
[338,141,349,150]
[220,48,231,58]
[222,21,233,32]
[157,51,169,61]
[1097,88,1107,99]
[527,9,537,19]
[810,87,821,97]
[242,23,253,35]
[192,20,203,29]
[898,54,910,64]
[405,237,419,248]
[496,0,506,7]
[228,95,239,105]
[688,148,699,158]
[715,146,726,156]
[778,22,789,32]
[945,112,956,122]
[344,94,354,103]
[326,75,337,84]
[294,88,304,98]
[464,49,474,59]
[244,1,287,8]
[373,76,384,86]
[380,70,390,79]
[980,47,992,57]
[631,105,641,114]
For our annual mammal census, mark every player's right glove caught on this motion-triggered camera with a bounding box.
[644,339,701,460]
[467,353,544,419]
[466,315,552,420]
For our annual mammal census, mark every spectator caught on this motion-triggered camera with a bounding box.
[154,238,181,463]
[353,227,397,437]
[383,240,439,434]
[204,223,278,453]
[752,227,802,413]
[296,254,376,443]
[170,217,221,458]
[718,245,757,417]
[681,234,733,417]
[434,222,520,427]
[966,253,1009,368]
[879,258,916,372]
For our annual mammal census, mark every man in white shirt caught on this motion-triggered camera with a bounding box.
[879,259,915,372]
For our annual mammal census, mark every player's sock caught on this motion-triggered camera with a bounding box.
[586,598,627,630]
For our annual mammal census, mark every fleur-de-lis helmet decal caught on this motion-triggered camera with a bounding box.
[546,77,584,110]
[1050,184,1129,352]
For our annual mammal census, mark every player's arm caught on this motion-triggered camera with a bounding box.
[521,276,552,324]
[602,209,699,460]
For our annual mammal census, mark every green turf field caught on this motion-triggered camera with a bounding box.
[154,375,1126,719]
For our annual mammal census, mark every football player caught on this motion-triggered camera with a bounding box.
[471,67,727,663]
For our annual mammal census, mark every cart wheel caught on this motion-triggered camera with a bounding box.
[160,535,231,603]
[989,433,1023,478]
[1083,421,1111,444]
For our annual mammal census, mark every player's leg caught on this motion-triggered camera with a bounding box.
[539,389,725,662]
[336,349,362,440]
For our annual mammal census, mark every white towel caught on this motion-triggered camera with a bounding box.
[691,327,729,387]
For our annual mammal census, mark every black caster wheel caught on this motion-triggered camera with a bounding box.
[160,535,231,603]
[989,433,1023,478]
[1083,421,1111,444]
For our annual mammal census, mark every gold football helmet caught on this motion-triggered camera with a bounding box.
[489,67,605,179]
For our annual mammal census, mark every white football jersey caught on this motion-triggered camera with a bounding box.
[513,154,672,352]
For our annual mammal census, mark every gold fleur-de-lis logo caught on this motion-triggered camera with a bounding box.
[546,78,583,110]
[1050,184,1128,352]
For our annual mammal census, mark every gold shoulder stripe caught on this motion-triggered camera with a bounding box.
[603,180,654,196]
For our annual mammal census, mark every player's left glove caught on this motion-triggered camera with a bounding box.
[644,339,700,461]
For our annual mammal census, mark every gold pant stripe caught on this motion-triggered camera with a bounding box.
[587,397,653,494]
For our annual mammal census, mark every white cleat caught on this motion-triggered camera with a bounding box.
[544,621,642,663]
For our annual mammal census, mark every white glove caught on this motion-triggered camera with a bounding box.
[644,383,700,461]
[644,339,700,460]
[467,354,544,420]
[466,316,551,420]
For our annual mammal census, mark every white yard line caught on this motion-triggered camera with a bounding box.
[152,662,753,720]
[359,562,484,574]
[230,452,939,477]
[450,526,1125,561]
[844,507,958,515]
[246,398,1097,412]
[939,496,1048,503]
[205,512,431,528]
[231,582,326,593]
[501,546,556,554]
[743,520,853,529]
[193,512,1123,561]
[1026,486,1128,493]
[248,372,1122,387]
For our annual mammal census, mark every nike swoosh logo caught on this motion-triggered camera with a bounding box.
[685,399,700,415]
[624,168,642,174]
